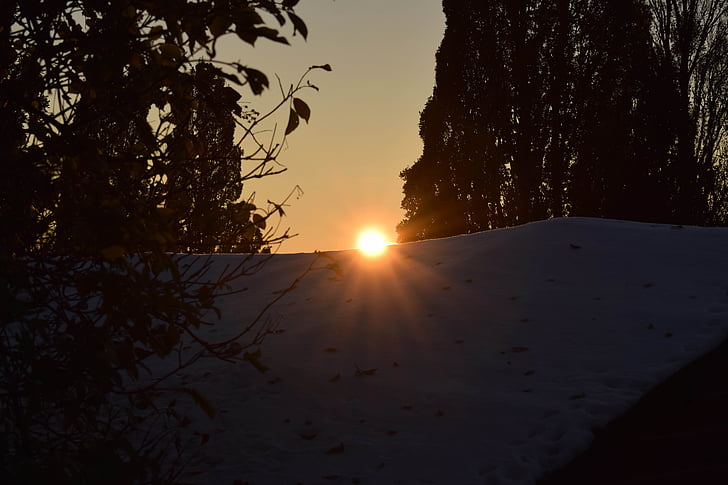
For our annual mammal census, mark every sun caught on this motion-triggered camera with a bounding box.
[357,229,389,256]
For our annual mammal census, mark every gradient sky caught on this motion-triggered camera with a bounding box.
[224,0,445,253]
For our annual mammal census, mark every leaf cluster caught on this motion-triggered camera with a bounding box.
[0,0,330,483]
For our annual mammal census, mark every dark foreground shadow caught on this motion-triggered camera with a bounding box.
[539,336,728,485]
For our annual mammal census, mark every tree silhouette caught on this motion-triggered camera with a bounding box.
[399,0,727,243]
[0,1,327,482]
[162,64,258,254]
[649,0,728,224]
[569,0,674,221]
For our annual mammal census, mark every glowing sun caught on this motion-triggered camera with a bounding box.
[357,229,389,256]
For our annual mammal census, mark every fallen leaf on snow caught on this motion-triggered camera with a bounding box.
[325,442,345,454]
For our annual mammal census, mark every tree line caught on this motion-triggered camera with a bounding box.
[398,0,727,242]
[1,1,328,483]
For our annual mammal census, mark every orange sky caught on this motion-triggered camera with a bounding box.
[222,0,445,253]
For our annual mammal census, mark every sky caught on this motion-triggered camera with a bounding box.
[222,0,446,253]
[158,217,728,484]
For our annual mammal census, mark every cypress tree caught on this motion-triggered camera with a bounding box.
[398,0,722,240]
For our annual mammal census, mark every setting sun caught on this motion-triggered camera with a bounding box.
[357,229,389,256]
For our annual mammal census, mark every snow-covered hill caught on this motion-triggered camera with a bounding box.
[178,218,728,484]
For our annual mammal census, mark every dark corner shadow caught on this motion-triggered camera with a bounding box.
[538,335,728,485]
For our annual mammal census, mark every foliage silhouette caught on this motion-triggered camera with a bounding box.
[399,0,727,243]
[0,0,329,483]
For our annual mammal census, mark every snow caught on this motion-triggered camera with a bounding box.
[172,217,728,484]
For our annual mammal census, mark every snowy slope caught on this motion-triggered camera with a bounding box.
[177,218,728,484]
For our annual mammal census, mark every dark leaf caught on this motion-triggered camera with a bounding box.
[285,108,299,135]
[293,97,310,123]
[244,348,268,373]
[235,23,258,45]
[209,15,231,37]
[288,11,308,39]
[241,67,269,94]
[253,213,266,229]
[273,12,286,26]
[325,442,345,454]
[354,366,377,376]
[224,341,243,357]
[311,63,333,71]
[256,26,289,45]
[223,85,242,103]
[158,42,183,63]
[233,7,264,28]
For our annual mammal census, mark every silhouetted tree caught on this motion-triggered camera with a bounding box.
[399,0,727,242]
[0,1,327,483]
[569,0,675,222]
[400,0,576,240]
[649,0,728,224]
[162,64,261,253]
[399,1,484,241]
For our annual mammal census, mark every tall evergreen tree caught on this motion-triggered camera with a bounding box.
[400,0,577,241]
[569,0,673,222]
[163,64,260,253]
[649,0,728,224]
[399,0,725,242]
[398,1,478,241]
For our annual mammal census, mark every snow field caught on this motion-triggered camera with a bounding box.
[169,218,728,484]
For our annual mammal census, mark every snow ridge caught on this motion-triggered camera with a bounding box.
[176,218,728,484]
